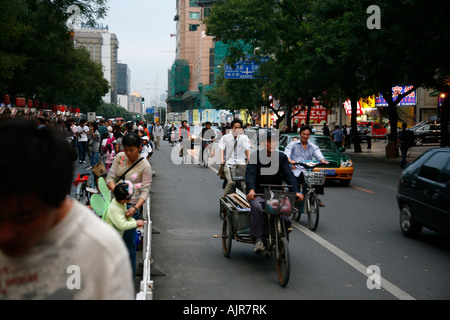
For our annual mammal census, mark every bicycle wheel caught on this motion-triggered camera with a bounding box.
[275,237,290,287]
[222,216,232,257]
[292,206,301,222]
[306,192,320,231]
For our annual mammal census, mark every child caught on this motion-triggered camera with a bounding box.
[140,136,153,161]
[103,182,145,236]
[105,143,115,171]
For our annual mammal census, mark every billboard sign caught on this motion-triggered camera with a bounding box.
[375,86,416,107]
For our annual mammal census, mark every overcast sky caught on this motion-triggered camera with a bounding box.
[98,0,176,105]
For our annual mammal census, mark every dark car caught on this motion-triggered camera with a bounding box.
[397,148,450,237]
[355,125,368,142]
[409,121,449,146]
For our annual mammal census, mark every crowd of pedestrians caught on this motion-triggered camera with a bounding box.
[0,115,166,300]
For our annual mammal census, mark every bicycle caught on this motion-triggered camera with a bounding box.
[73,173,98,206]
[202,139,214,168]
[292,161,325,231]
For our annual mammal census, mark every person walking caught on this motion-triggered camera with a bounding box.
[344,124,351,147]
[153,121,164,150]
[366,125,372,149]
[397,123,414,169]
[89,121,101,168]
[322,123,330,137]
[76,119,90,164]
[331,125,345,148]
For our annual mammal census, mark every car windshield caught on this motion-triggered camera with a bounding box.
[310,136,339,152]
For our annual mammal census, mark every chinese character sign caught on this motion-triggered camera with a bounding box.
[375,86,416,106]
[293,102,328,125]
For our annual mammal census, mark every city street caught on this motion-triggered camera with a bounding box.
[148,140,450,300]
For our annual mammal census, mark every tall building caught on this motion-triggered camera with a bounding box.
[129,91,143,115]
[117,63,131,110]
[167,0,216,113]
[74,24,119,105]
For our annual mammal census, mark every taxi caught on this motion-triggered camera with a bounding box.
[277,133,354,185]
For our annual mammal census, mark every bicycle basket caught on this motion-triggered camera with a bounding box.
[264,189,297,216]
[305,171,326,186]
[229,164,247,181]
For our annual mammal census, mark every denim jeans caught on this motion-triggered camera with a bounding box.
[78,141,87,162]
[90,151,99,167]
[122,204,140,278]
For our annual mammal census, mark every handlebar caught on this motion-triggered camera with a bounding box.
[292,160,323,169]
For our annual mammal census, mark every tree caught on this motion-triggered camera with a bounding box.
[0,0,109,111]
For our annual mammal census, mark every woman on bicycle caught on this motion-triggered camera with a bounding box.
[284,126,328,208]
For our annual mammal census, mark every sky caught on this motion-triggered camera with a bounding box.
[98,0,177,105]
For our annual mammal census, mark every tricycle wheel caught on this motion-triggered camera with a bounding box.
[222,216,232,257]
[275,237,290,287]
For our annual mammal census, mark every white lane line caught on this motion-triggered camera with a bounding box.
[293,223,416,300]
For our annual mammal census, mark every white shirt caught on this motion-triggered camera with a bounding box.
[76,125,90,142]
[0,200,134,300]
[218,133,250,167]
[284,140,325,177]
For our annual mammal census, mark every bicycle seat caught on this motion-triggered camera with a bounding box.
[73,173,90,186]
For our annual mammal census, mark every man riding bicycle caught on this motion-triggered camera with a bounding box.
[284,126,328,208]
[245,131,303,254]
[199,122,216,165]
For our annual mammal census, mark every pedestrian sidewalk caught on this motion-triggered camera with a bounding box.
[342,140,440,166]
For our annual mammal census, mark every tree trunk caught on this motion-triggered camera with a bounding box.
[350,95,362,152]
[386,102,400,156]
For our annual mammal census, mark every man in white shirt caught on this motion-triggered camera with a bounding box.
[218,119,250,197]
[0,119,135,300]
[76,119,90,164]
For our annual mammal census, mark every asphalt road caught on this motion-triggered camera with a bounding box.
[145,141,450,300]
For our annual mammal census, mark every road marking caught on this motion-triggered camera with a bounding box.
[350,185,376,194]
[293,223,416,300]
[191,150,219,174]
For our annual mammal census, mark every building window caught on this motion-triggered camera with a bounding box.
[189,24,199,31]
[189,0,199,7]
[189,12,200,20]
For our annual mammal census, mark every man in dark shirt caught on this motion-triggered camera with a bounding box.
[245,131,303,254]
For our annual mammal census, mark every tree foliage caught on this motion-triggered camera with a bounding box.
[0,0,110,113]
[206,0,450,148]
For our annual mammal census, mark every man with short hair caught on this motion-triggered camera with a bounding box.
[218,119,251,197]
[0,119,135,300]
[246,131,302,254]
[153,121,164,150]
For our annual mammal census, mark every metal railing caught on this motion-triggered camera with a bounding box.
[136,195,153,300]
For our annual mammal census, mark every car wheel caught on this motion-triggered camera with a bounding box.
[414,137,423,146]
[400,204,422,237]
